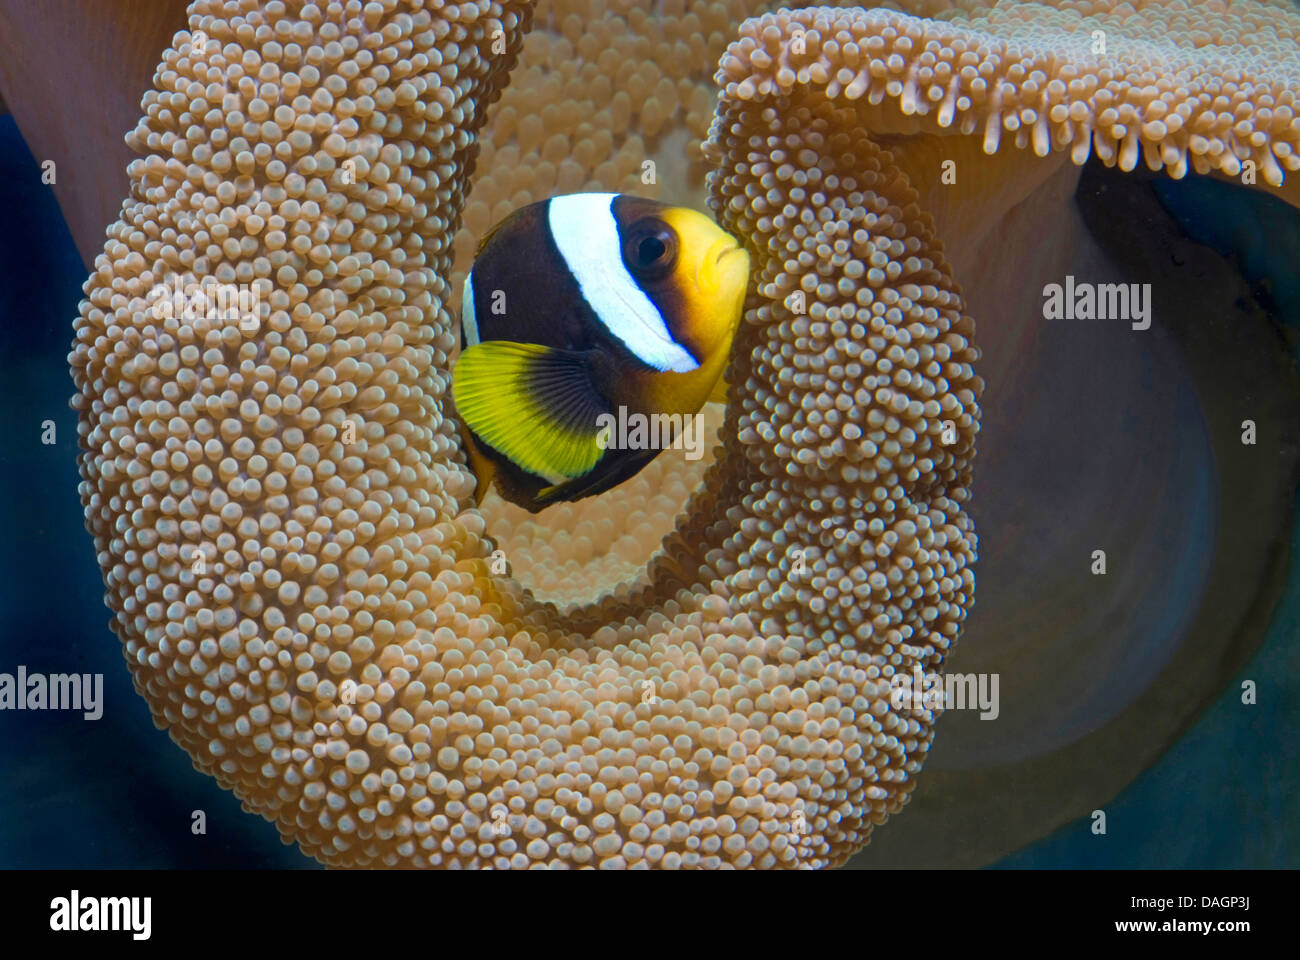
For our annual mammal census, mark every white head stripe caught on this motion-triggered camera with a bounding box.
[461,272,479,346]
[548,193,698,373]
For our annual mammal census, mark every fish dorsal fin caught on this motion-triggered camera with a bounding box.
[452,341,610,483]
[475,221,504,257]
[474,204,528,256]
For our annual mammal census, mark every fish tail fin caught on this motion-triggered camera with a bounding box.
[472,454,495,505]
[457,415,498,506]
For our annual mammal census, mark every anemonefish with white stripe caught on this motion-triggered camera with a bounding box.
[452,193,750,513]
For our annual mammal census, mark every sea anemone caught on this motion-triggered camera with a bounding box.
[714,0,1300,866]
[61,0,1300,868]
[68,0,980,868]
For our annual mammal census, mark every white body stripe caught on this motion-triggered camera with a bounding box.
[461,272,479,346]
[548,193,698,373]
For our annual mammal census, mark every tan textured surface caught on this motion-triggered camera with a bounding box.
[70,0,978,868]
[69,0,1300,867]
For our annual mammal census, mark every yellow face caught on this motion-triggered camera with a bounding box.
[658,206,751,363]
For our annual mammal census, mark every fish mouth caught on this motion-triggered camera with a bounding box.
[714,241,743,264]
[707,240,748,285]
[697,238,745,292]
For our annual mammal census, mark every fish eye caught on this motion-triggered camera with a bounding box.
[626,220,677,277]
[638,235,667,263]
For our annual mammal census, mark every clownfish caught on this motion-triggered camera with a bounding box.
[452,193,750,513]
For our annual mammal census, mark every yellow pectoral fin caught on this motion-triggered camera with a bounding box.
[452,340,609,482]
[707,374,728,406]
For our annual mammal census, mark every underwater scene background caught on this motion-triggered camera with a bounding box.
[0,0,1298,869]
